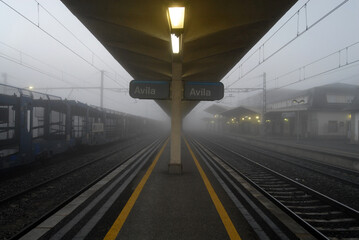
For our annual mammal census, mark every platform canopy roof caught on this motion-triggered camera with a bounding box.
[221,106,259,118]
[60,0,297,116]
[204,104,229,115]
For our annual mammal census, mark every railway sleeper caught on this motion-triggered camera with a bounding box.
[265,190,305,195]
[295,211,343,216]
[272,194,313,199]
[259,184,291,188]
[265,187,297,191]
[279,199,321,205]
[304,218,358,228]
[316,226,359,233]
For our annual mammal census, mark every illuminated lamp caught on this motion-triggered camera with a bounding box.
[168,7,185,33]
[171,34,180,54]
[167,5,185,54]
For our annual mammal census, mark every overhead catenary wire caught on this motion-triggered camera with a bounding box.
[0,40,95,86]
[271,59,359,91]
[0,0,129,89]
[266,40,359,87]
[33,0,130,85]
[226,0,350,88]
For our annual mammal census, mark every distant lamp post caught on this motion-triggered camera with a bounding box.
[167,5,185,54]
[292,99,305,142]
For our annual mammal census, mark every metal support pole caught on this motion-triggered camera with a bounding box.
[2,73,7,85]
[100,70,104,108]
[262,73,266,136]
[2,73,7,95]
[169,62,182,174]
[297,110,300,142]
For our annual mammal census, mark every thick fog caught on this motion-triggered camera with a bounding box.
[0,0,358,127]
[184,0,359,131]
[0,0,168,122]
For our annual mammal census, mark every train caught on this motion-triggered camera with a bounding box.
[0,83,162,170]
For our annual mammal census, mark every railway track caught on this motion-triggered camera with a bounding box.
[0,138,147,206]
[191,136,359,239]
[1,137,165,240]
[212,135,359,187]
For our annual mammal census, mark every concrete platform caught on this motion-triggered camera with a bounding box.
[21,139,259,240]
[101,139,257,240]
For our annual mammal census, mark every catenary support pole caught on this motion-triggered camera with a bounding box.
[100,70,104,108]
[169,62,182,174]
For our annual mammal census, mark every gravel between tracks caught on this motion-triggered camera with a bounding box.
[0,135,158,240]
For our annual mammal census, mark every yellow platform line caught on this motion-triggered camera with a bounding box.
[184,138,242,240]
[103,139,168,240]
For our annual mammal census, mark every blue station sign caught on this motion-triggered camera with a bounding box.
[129,80,170,100]
[184,82,224,101]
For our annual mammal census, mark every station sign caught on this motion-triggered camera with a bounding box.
[129,80,170,100]
[184,82,224,101]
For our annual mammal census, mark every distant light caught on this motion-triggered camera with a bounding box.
[168,7,185,30]
[171,34,180,54]
[348,114,351,119]
[257,120,261,123]
[28,86,34,90]
[210,120,215,124]
[256,116,259,119]
[241,117,245,121]
[284,118,289,122]
[248,116,251,120]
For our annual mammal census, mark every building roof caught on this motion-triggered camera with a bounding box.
[221,106,259,117]
[203,104,229,115]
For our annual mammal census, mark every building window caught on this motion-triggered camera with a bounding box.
[328,121,338,133]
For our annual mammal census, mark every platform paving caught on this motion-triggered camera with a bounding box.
[107,140,255,240]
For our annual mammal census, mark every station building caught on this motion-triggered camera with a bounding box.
[265,83,358,140]
[204,83,359,142]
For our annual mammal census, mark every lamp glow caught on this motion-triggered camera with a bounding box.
[28,86,34,90]
[171,34,180,54]
[168,7,185,29]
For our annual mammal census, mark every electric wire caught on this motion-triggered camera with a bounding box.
[271,59,359,91]
[34,0,130,85]
[0,0,129,89]
[226,0,350,88]
[266,40,359,87]
[0,0,99,70]
[0,40,95,86]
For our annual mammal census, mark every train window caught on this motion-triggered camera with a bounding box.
[0,106,16,141]
[32,107,45,138]
[0,107,9,123]
[50,110,66,137]
[72,115,85,138]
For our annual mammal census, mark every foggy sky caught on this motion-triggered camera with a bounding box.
[0,0,358,123]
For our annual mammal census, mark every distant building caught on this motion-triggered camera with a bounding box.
[264,83,358,140]
[214,83,359,141]
[203,104,228,132]
[220,106,262,135]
